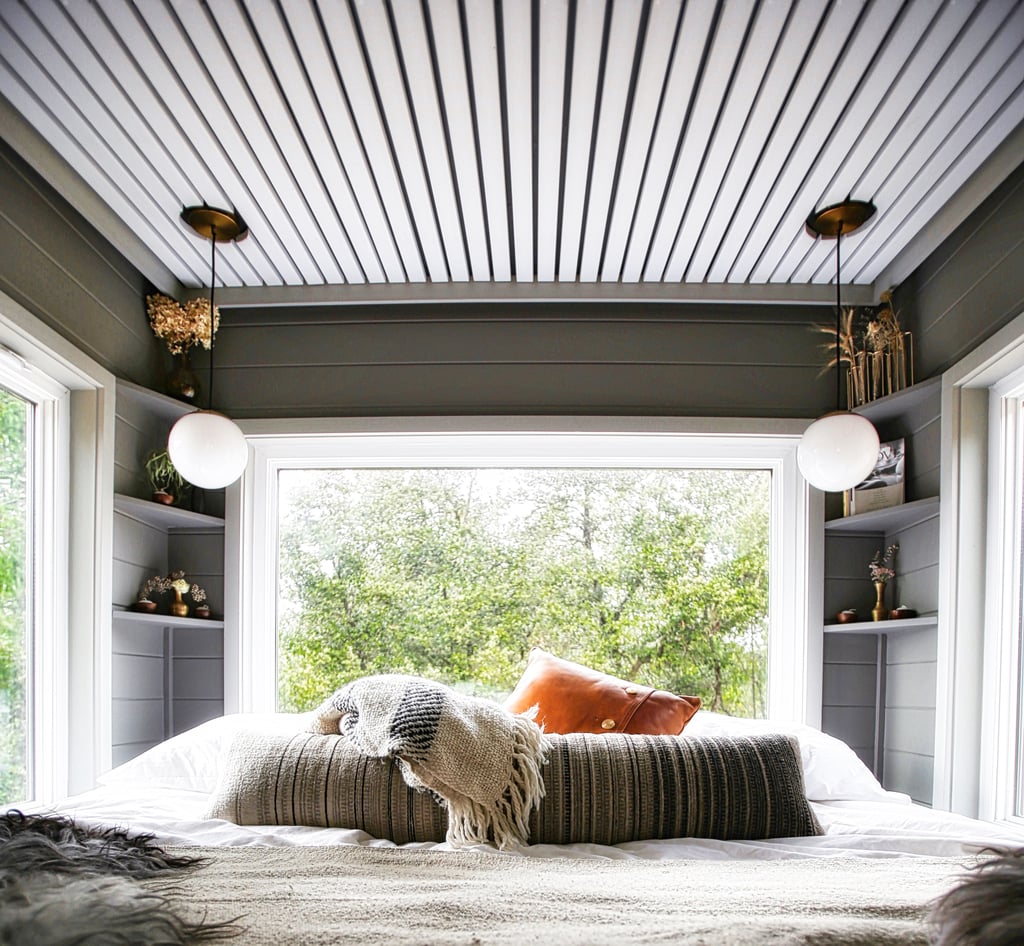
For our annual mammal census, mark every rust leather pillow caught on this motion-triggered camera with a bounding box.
[502,648,701,735]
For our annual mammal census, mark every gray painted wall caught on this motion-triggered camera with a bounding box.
[896,158,1024,379]
[0,139,162,390]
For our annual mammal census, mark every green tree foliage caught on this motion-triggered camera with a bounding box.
[0,386,28,802]
[277,468,769,717]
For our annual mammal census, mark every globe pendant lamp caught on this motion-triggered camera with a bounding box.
[797,199,880,493]
[168,205,249,490]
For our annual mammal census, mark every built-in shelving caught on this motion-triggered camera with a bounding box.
[112,608,224,629]
[824,614,937,634]
[821,377,942,804]
[114,493,224,532]
[112,379,227,765]
[825,496,940,534]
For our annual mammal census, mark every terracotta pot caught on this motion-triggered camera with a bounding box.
[133,600,158,613]
[152,490,174,505]
[194,605,211,619]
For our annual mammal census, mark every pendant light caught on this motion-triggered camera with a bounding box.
[797,199,881,493]
[167,205,249,490]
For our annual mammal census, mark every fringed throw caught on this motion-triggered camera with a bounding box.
[309,674,549,849]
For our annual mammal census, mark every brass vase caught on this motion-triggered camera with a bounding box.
[871,580,888,622]
[166,351,199,402]
[170,587,189,618]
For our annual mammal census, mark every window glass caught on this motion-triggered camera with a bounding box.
[0,385,30,802]
[276,467,769,715]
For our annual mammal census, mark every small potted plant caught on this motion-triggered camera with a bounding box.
[145,448,185,505]
[134,574,170,612]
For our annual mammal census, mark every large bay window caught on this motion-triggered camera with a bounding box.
[229,418,820,725]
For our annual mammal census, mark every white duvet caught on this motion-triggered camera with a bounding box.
[36,710,1024,861]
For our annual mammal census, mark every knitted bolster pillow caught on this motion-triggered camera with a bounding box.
[205,732,821,844]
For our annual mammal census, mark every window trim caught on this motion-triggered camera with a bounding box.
[937,307,1024,820]
[227,416,821,725]
[0,291,114,802]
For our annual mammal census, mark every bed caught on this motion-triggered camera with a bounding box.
[27,705,1024,945]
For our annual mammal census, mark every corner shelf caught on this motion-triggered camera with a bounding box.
[852,376,941,424]
[114,493,223,532]
[824,496,940,534]
[112,608,224,629]
[824,613,937,635]
[117,379,195,422]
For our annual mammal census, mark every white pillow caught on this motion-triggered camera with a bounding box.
[684,711,908,803]
[97,712,312,793]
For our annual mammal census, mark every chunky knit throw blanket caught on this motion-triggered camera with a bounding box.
[309,674,549,848]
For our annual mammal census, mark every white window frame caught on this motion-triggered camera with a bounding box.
[227,416,821,726]
[0,291,114,803]
[937,307,1024,821]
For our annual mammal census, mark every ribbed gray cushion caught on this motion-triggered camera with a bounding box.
[205,731,821,843]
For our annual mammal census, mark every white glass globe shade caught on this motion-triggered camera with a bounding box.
[167,410,248,489]
[797,411,880,492]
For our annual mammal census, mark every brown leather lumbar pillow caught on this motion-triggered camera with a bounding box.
[502,648,701,735]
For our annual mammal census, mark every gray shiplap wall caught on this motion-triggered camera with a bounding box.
[0,138,160,389]
[210,303,838,419]
[896,158,1024,379]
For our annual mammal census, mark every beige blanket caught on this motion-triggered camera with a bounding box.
[166,845,969,945]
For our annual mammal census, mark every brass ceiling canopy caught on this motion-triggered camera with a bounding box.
[805,199,876,239]
[181,205,249,243]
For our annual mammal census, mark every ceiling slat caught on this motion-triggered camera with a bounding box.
[245,0,384,284]
[743,0,906,285]
[353,0,451,281]
[619,0,717,283]
[462,0,512,282]
[577,0,645,283]
[535,0,570,283]
[684,0,829,284]
[316,1,425,283]
[192,0,358,284]
[556,0,607,281]
[642,0,755,282]
[390,1,472,282]
[772,0,968,286]
[662,0,792,283]
[598,0,682,282]
[500,0,535,282]
[421,0,492,281]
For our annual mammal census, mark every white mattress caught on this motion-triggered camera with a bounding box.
[33,710,1024,861]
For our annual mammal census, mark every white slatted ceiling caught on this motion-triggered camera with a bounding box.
[0,0,1021,294]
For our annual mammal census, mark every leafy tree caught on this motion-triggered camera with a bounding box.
[276,468,768,717]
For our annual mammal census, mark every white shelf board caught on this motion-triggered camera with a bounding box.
[114,493,224,531]
[824,614,937,635]
[117,378,197,422]
[853,376,941,424]
[112,608,224,629]
[825,496,940,534]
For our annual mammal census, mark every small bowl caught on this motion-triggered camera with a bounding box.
[133,600,158,613]
[890,607,916,620]
[835,610,858,624]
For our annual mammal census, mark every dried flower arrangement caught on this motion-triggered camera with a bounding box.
[146,293,219,355]
[134,570,208,614]
[813,290,913,407]
[868,544,899,584]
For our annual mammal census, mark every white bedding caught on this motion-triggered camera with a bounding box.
[36,710,1024,861]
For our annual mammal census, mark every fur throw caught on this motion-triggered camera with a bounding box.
[310,674,550,848]
[0,809,239,945]
[929,847,1024,945]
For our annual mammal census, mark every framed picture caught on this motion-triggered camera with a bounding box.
[845,438,906,516]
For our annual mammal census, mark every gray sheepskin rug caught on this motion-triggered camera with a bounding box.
[0,809,239,945]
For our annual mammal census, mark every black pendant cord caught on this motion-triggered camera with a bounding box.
[834,227,842,413]
[208,226,217,411]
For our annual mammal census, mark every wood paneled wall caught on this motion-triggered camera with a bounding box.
[211,302,838,418]
[0,139,161,389]
[896,158,1024,378]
